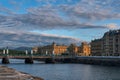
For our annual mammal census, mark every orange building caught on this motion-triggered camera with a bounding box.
[67,44,79,55]
[67,42,91,56]
[79,42,91,56]
[33,42,91,56]
[32,46,40,53]
[39,42,67,55]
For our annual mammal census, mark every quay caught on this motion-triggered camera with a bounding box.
[74,56,120,66]
[0,66,43,80]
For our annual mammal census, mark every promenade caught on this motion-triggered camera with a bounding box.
[0,66,43,80]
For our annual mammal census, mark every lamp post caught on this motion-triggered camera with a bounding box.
[31,50,33,57]
[52,50,54,56]
[3,49,5,55]
[25,50,28,56]
[6,48,9,56]
[46,50,48,56]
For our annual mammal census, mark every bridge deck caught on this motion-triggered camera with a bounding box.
[0,55,120,60]
[0,56,73,59]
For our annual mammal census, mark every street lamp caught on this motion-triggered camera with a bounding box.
[25,50,28,56]
[46,50,48,56]
[3,49,5,55]
[52,50,54,56]
[31,50,33,56]
[6,48,9,55]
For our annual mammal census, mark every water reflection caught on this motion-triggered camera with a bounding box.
[0,59,44,64]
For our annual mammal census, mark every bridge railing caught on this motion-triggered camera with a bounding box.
[0,49,79,58]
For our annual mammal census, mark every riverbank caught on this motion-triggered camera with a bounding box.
[50,56,120,66]
[0,66,43,80]
[74,56,120,66]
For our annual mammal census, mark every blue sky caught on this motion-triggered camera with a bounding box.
[0,0,120,47]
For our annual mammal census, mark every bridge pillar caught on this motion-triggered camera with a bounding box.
[2,57,10,64]
[25,58,34,64]
[45,58,56,63]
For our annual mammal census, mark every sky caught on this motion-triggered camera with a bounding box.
[0,0,120,47]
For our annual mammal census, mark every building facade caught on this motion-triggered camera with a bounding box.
[38,42,68,55]
[67,43,79,55]
[32,46,40,53]
[91,29,120,56]
[79,42,91,56]
[33,42,91,56]
[102,29,120,56]
[91,39,103,56]
[67,42,91,56]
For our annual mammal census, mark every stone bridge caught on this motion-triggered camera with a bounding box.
[1,53,120,66]
[0,55,74,64]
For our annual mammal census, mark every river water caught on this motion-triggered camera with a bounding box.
[0,59,120,80]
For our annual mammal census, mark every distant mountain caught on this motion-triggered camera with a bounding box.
[13,47,32,51]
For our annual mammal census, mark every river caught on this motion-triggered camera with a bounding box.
[0,59,120,80]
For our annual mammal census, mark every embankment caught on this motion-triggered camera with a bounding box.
[0,66,43,80]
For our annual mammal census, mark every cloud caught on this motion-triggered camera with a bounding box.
[0,0,119,31]
[0,31,81,47]
[60,0,120,20]
[0,9,107,31]
[0,6,14,15]
[0,0,119,47]
[106,23,119,29]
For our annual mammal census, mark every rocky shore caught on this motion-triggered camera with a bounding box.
[0,66,43,80]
